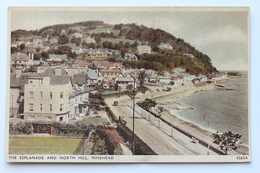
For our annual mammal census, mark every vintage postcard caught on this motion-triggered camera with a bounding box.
[5,7,250,163]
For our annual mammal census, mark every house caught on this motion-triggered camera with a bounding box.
[159,43,173,50]
[137,45,151,54]
[114,73,136,92]
[49,38,58,44]
[47,54,67,62]
[72,73,88,89]
[10,52,34,71]
[91,61,123,70]
[124,52,138,61]
[83,35,96,44]
[158,76,172,84]
[148,74,159,83]
[74,60,88,73]
[23,75,73,123]
[86,68,103,87]
[184,53,195,58]
[70,32,83,39]
[83,48,113,58]
[9,73,39,118]
[9,68,64,119]
[100,70,122,81]
[102,81,116,90]
[171,76,184,84]
[69,88,89,119]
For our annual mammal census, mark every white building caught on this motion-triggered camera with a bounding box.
[184,53,195,58]
[47,54,67,62]
[24,76,73,123]
[137,45,151,54]
[158,43,173,50]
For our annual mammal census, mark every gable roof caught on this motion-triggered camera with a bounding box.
[75,60,87,67]
[100,70,122,76]
[72,73,87,85]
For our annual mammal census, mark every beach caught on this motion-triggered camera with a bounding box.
[146,79,249,155]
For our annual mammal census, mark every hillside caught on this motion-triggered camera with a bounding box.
[11,20,218,74]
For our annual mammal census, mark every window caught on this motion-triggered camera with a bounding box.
[29,103,33,111]
[50,92,52,98]
[29,91,34,98]
[60,104,63,111]
[47,116,52,120]
[60,92,63,98]
[40,104,42,111]
[40,92,43,98]
[29,116,34,120]
[59,117,63,121]
[50,104,52,111]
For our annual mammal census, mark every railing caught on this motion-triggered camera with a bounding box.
[131,103,225,155]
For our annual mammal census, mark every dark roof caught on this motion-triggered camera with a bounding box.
[72,73,87,85]
[10,73,39,93]
[39,68,55,77]
[50,75,71,85]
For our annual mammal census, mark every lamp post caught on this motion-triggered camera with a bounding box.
[132,78,136,155]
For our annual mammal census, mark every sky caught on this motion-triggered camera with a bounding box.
[9,7,249,71]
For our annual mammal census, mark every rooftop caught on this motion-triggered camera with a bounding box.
[50,75,71,85]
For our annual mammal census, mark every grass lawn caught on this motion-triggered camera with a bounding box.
[9,137,84,155]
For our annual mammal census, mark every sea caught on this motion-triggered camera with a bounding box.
[176,72,249,144]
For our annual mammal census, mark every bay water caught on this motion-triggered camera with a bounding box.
[177,75,249,144]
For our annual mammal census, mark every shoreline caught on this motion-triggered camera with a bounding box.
[148,79,249,155]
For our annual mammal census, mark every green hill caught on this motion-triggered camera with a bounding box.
[11,20,218,75]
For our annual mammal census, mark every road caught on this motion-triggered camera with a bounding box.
[105,95,218,155]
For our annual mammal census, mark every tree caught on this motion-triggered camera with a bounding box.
[20,43,26,51]
[126,84,137,100]
[58,34,69,44]
[138,86,148,100]
[71,37,81,46]
[89,43,97,49]
[108,57,116,62]
[138,70,146,87]
[131,41,139,48]
[11,47,18,54]
[137,98,157,111]
[124,42,131,49]
[41,51,49,60]
[120,48,127,57]
[213,131,242,155]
